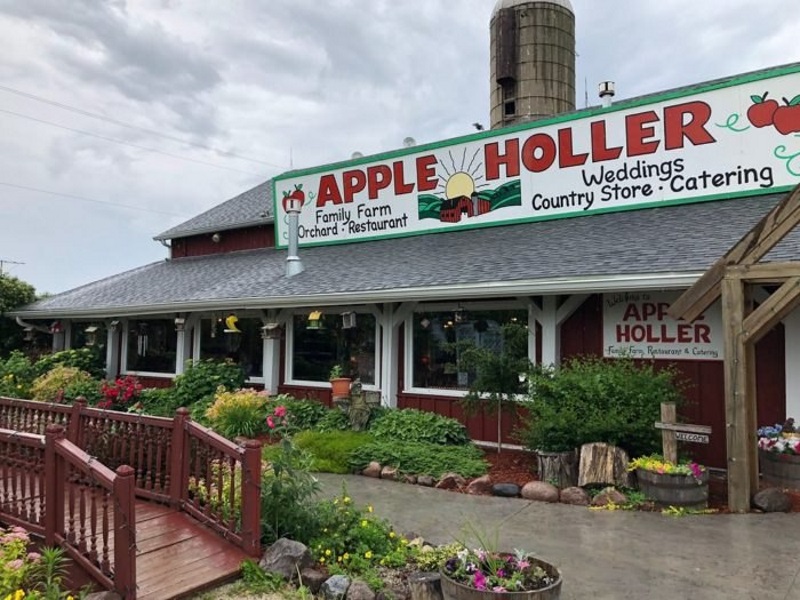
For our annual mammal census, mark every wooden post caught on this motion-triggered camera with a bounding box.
[44,424,65,546]
[113,465,137,600]
[240,439,262,558]
[660,403,678,464]
[722,277,752,513]
[169,408,190,507]
[68,397,87,444]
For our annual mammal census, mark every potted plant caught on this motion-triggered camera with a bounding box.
[329,364,352,400]
[757,418,800,489]
[628,454,709,508]
[440,545,562,600]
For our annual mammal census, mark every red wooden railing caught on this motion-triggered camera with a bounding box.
[0,396,262,596]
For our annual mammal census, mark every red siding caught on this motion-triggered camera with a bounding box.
[278,385,333,408]
[135,376,174,389]
[171,225,275,258]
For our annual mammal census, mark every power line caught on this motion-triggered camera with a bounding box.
[0,259,24,276]
[0,83,286,169]
[0,181,188,217]
[0,108,263,176]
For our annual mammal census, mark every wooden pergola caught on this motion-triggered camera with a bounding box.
[670,183,800,512]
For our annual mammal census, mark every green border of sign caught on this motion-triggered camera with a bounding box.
[273,62,800,249]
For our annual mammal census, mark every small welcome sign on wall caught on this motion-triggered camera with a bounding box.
[603,291,723,361]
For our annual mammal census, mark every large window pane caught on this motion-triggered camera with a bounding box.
[199,317,264,378]
[292,313,376,384]
[412,309,527,390]
[126,319,177,374]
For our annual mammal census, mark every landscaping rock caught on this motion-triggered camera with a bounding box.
[466,475,493,495]
[417,475,435,487]
[559,486,590,506]
[491,483,520,497]
[435,473,466,490]
[301,567,329,594]
[402,474,418,484]
[381,466,399,480]
[591,487,628,507]
[259,538,313,580]
[362,462,382,478]
[521,481,559,502]
[752,487,792,512]
[322,574,351,600]
[347,579,376,600]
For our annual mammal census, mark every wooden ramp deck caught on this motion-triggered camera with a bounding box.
[134,500,248,600]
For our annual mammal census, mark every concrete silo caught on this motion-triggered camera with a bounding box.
[489,0,576,129]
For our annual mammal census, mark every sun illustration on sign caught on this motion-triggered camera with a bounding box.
[417,146,522,223]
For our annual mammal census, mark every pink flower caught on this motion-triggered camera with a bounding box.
[266,416,275,429]
[493,587,506,593]
[27,552,42,562]
[472,571,486,590]
[6,559,24,570]
[274,405,287,418]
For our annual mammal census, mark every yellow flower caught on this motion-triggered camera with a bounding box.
[343,496,351,504]
[325,549,332,556]
[389,531,396,538]
[361,520,368,527]
[365,550,373,559]
[367,505,373,513]
[337,556,342,562]
[320,557,326,564]
[343,553,350,560]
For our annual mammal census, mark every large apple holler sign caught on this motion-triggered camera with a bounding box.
[273,65,800,249]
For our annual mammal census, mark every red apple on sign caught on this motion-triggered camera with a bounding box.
[773,95,800,135]
[746,92,779,128]
[281,184,306,212]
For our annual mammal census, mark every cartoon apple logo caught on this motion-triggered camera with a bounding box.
[746,92,779,128]
[773,95,800,135]
[281,184,305,212]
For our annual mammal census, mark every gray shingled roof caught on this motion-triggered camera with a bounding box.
[154,180,274,241]
[15,194,798,318]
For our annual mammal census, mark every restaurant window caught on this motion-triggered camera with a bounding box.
[126,319,177,374]
[411,308,527,391]
[291,312,376,385]
[199,317,264,379]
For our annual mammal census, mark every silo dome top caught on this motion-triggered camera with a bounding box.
[492,0,574,14]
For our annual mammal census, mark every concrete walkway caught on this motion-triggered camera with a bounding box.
[317,473,799,600]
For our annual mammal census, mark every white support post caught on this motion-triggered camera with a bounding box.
[262,310,286,395]
[380,302,417,408]
[105,321,121,379]
[784,308,800,418]
[528,299,543,366]
[175,318,188,375]
[540,296,559,367]
[62,321,72,350]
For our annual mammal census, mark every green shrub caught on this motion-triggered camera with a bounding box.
[205,387,269,439]
[34,347,105,378]
[348,440,488,478]
[315,408,351,432]
[0,350,36,398]
[172,359,246,407]
[293,430,372,473]
[518,357,686,457]
[275,395,330,433]
[31,365,100,403]
[368,408,470,445]
[138,387,179,417]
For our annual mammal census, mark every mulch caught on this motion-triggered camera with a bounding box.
[472,447,800,513]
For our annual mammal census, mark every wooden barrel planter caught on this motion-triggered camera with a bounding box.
[440,558,562,600]
[635,468,709,508]
[759,449,800,489]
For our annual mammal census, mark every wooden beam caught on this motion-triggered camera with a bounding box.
[721,277,753,513]
[742,276,800,345]
[669,183,800,322]
[654,422,713,435]
[727,262,800,282]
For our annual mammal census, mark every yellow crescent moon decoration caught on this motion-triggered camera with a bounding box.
[224,314,241,333]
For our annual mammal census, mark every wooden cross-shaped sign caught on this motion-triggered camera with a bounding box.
[654,403,712,464]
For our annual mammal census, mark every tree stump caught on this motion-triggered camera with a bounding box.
[578,442,632,488]
[536,449,578,488]
[408,572,443,600]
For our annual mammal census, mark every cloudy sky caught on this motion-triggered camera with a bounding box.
[0,0,797,294]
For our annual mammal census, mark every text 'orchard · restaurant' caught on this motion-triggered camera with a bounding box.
[12,1,800,470]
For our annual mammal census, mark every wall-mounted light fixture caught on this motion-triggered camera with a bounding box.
[341,311,356,329]
[174,317,186,332]
[49,321,63,334]
[261,322,282,340]
[454,305,466,323]
[307,310,323,330]
[23,327,34,342]
[211,232,221,243]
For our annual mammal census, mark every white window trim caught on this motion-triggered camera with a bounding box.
[284,309,381,389]
[403,301,530,397]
